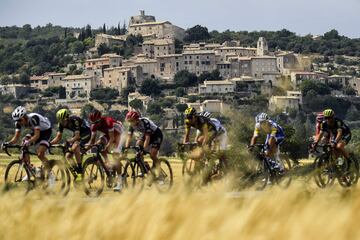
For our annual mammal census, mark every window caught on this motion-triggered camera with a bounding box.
[122,72,125,76]
[189,61,193,64]
[184,61,188,64]
[189,56,192,59]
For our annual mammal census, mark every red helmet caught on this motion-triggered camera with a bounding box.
[316,113,324,123]
[126,111,140,121]
[89,110,102,123]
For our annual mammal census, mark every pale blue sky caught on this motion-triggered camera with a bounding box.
[0,0,359,38]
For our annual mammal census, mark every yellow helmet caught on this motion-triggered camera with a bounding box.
[56,109,70,121]
[323,109,334,118]
[184,107,196,118]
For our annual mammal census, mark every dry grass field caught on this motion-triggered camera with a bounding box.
[0,154,360,240]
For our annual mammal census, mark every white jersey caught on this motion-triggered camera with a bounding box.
[210,118,226,134]
[15,113,52,132]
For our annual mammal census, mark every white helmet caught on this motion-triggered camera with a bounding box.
[12,106,27,121]
[255,112,269,123]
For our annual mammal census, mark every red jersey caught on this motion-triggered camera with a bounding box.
[90,117,123,136]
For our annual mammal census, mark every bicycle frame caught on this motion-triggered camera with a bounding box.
[4,145,37,178]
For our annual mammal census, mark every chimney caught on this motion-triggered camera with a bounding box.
[140,10,145,16]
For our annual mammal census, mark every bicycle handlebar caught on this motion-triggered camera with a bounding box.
[2,145,24,156]
[125,146,149,155]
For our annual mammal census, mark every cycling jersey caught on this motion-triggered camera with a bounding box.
[58,116,91,138]
[128,117,163,149]
[15,113,51,132]
[254,120,285,145]
[128,117,159,136]
[185,113,216,133]
[91,116,123,136]
[320,118,351,136]
[210,118,226,135]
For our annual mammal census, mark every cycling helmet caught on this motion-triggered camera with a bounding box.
[323,109,334,118]
[255,112,269,123]
[12,106,27,121]
[56,109,70,122]
[126,111,140,121]
[89,109,102,123]
[184,107,197,118]
[316,113,324,123]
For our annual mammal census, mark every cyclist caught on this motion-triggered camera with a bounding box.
[248,112,285,170]
[87,109,124,191]
[312,109,352,162]
[183,107,227,150]
[50,109,91,176]
[5,106,52,173]
[124,111,163,173]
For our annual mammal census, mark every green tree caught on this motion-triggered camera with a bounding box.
[300,80,331,96]
[174,70,198,87]
[129,99,143,111]
[70,41,85,54]
[97,43,110,56]
[184,25,210,42]
[147,102,164,115]
[81,104,95,119]
[90,87,119,101]
[175,103,188,113]
[140,78,161,96]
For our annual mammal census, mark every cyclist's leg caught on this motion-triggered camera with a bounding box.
[37,144,50,171]
[336,134,351,160]
[149,130,163,168]
[111,132,123,174]
[22,134,32,164]
[98,135,110,166]
[35,129,52,171]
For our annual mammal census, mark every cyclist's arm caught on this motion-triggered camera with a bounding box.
[250,126,260,146]
[144,134,151,149]
[28,128,40,144]
[250,135,258,146]
[314,131,324,144]
[68,131,81,143]
[125,132,133,148]
[8,129,21,144]
[183,127,191,144]
[334,129,343,143]
[105,130,114,151]
[88,131,97,145]
[50,131,62,145]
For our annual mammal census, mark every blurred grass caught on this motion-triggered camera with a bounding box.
[1,152,360,240]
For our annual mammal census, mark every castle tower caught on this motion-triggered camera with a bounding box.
[257,37,268,56]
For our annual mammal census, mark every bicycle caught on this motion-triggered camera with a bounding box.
[3,144,68,195]
[48,143,89,195]
[123,146,173,193]
[178,142,227,185]
[249,144,292,190]
[81,144,135,197]
[313,144,359,188]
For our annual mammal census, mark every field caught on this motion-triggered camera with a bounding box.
[1,153,360,240]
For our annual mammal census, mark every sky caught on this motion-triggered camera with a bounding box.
[0,0,359,38]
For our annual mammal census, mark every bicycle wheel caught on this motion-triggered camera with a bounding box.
[253,160,271,191]
[338,157,359,187]
[4,160,32,193]
[82,157,105,197]
[125,160,145,192]
[45,160,69,196]
[154,159,173,193]
[275,158,292,189]
[314,155,335,188]
[121,160,136,189]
